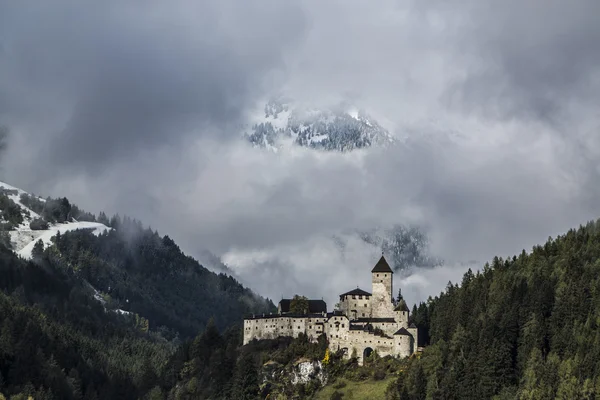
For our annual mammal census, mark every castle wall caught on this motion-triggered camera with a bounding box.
[243,256,418,364]
[329,330,396,364]
[394,334,413,358]
[339,295,371,319]
[395,310,409,329]
[371,272,394,318]
[243,315,330,345]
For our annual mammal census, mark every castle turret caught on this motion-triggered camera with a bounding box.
[371,255,394,318]
[394,299,410,328]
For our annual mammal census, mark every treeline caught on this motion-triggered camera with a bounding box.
[19,193,96,224]
[0,243,174,399]
[0,190,97,230]
[30,215,275,338]
[0,200,276,399]
[387,219,600,399]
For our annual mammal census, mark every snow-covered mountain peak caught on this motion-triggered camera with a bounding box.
[244,99,395,152]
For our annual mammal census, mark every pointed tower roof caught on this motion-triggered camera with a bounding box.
[371,255,393,273]
[394,299,409,312]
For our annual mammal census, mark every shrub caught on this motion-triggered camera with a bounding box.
[373,368,387,381]
[333,380,347,389]
[330,390,344,400]
[30,218,49,230]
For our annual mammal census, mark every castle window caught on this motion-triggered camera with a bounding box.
[342,324,344,328]
[358,295,362,299]
[364,304,367,307]
[362,313,365,317]
[298,326,300,329]
[352,295,356,299]
[377,274,379,277]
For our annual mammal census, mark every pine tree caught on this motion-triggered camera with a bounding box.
[232,352,259,400]
[396,288,403,304]
[31,239,44,260]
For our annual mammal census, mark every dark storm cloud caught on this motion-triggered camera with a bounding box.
[2,1,600,305]
[438,0,600,123]
[0,0,306,174]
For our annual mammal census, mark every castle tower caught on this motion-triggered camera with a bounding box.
[371,255,394,318]
[394,299,410,328]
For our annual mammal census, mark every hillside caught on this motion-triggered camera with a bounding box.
[6,176,600,399]
[0,181,274,336]
[383,219,600,399]
[0,180,278,398]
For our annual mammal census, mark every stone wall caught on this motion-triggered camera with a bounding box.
[243,315,329,345]
[329,329,396,364]
[394,334,413,358]
[243,257,419,364]
[395,310,409,329]
[339,295,371,319]
[371,272,394,318]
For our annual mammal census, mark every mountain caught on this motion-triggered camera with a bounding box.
[243,99,394,152]
[0,179,277,398]
[357,225,443,272]
[0,181,274,337]
[4,174,600,398]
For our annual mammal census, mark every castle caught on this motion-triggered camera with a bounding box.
[243,255,418,364]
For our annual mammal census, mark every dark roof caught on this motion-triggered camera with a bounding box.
[371,255,393,273]
[278,299,327,314]
[244,313,327,320]
[394,300,410,312]
[394,327,413,336]
[355,317,396,323]
[340,288,372,297]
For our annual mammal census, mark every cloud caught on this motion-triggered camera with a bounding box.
[0,0,306,174]
[1,1,600,306]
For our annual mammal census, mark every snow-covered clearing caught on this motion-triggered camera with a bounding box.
[17,221,110,259]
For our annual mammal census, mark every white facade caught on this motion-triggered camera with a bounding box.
[243,256,418,364]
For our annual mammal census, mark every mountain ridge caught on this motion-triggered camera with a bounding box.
[243,99,395,152]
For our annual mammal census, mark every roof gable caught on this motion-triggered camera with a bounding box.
[371,255,393,273]
[394,300,409,312]
[340,288,372,297]
[394,327,413,336]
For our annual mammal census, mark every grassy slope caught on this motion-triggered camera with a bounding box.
[314,376,396,399]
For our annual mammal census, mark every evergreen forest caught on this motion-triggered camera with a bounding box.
[3,192,600,398]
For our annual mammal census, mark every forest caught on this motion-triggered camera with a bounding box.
[390,219,600,399]
[3,195,600,398]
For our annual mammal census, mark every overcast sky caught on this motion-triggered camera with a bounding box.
[1,1,600,307]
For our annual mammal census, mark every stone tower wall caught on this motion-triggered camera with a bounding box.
[395,310,409,329]
[339,295,372,319]
[371,272,394,318]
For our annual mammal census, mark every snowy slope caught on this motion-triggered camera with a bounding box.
[17,220,109,259]
[0,181,110,259]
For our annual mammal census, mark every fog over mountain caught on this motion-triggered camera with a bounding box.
[1,0,600,308]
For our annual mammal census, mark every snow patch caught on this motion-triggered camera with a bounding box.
[17,221,110,259]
